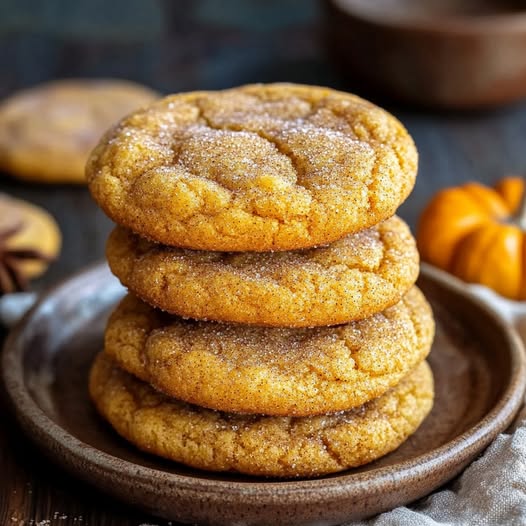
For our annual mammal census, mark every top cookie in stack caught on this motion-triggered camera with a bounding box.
[88,84,417,252]
[86,84,433,478]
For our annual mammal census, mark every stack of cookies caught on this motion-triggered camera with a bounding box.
[87,84,435,478]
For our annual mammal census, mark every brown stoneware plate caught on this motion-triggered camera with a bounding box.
[2,262,526,525]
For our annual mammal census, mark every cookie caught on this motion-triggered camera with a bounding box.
[104,287,434,416]
[87,83,417,251]
[89,353,434,478]
[0,79,159,183]
[0,193,61,292]
[107,215,418,327]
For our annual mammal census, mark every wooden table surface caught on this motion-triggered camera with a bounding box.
[2,2,526,525]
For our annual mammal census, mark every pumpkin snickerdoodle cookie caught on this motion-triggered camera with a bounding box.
[103,287,434,416]
[89,353,434,478]
[87,83,417,251]
[107,215,419,326]
[0,79,159,183]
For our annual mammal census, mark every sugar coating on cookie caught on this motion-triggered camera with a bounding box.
[87,83,417,251]
[107,215,419,326]
[104,287,434,416]
[0,79,159,183]
[89,353,434,478]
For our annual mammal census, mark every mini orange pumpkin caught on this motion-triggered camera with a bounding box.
[417,176,526,300]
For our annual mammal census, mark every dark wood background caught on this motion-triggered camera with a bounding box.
[2,1,526,524]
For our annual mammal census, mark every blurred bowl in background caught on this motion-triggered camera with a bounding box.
[324,0,526,109]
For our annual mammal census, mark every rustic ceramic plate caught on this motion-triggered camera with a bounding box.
[2,263,525,526]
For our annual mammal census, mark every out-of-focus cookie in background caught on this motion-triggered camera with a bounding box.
[0,0,163,184]
[0,80,159,184]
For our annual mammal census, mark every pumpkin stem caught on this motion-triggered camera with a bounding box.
[515,180,526,229]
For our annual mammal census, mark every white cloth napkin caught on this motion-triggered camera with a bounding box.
[354,284,526,526]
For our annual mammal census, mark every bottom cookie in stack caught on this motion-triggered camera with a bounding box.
[89,286,435,478]
[90,353,433,478]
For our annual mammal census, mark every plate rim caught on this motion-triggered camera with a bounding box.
[2,261,526,501]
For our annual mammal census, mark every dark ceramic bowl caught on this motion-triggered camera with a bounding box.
[325,0,526,108]
[2,262,526,525]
